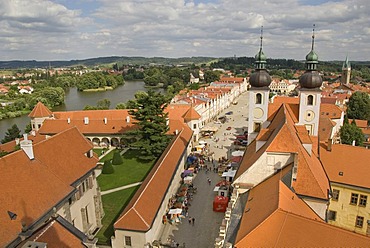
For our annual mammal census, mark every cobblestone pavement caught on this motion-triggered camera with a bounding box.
[159,92,250,248]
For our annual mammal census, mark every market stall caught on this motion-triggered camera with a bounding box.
[213,195,229,212]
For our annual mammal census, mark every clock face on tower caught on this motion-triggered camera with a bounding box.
[253,107,264,119]
[305,110,315,122]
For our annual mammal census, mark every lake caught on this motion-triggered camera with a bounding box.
[0,81,159,142]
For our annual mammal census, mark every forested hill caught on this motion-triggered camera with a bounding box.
[0,56,217,69]
[0,55,368,71]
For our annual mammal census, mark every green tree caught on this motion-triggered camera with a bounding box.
[347,91,370,121]
[1,124,22,144]
[340,122,364,146]
[97,98,111,110]
[112,151,123,165]
[102,160,114,174]
[204,70,221,84]
[24,122,32,133]
[124,90,171,161]
[116,102,127,109]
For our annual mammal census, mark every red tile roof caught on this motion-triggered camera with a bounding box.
[320,143,370,189]
[351,119,368,128]
[236,104,330,200]
[235,168,370,247]
[182,107,201,121]
[25,217,87,248]
[28,102,53,118]
[114,122,193,231]
[0,127,97,247]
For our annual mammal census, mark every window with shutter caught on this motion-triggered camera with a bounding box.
[89,176,93,189]
[81,207,88,232]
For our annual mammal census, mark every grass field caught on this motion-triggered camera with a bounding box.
[97,149,154,191]
[95,186,139,245]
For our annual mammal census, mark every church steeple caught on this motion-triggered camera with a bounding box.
[299,24,322,89]
[255,26,267,70]
[249,26,271,88]
[247,26,271,144]
[297,25,322,136]
[305,24,319,71]
[341,55,351,85]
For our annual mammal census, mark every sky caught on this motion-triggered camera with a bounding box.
[0,0,369,61]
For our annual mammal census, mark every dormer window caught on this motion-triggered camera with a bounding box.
[86,149,93,158]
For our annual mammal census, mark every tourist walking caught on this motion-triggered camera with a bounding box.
[192,217,195,226]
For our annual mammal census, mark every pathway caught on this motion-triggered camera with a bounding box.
[98,147,140,196]
[101,182,143,195]
[158,91,250,247]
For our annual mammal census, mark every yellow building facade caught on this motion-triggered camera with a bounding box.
[328,182,370,236]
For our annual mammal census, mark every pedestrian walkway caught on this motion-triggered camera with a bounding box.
[157,91,250,247]
[159,161,224,248]
[100,182,142,195]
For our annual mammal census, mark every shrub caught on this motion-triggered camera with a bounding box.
[112,151,123,165]
[102,160,114,174]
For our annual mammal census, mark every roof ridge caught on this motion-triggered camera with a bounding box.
[133,208,150,228]
[114,128,185,226]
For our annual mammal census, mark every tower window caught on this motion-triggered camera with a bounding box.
[307,95,314,105]
[256,93,262,104]
[253,122,261,132]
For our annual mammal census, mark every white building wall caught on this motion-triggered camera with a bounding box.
[234,152,293,192]
[57,173,101,235]
[301,197,327,220]
[112,145,190,248]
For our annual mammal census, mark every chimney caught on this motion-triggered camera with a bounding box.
[31,130,36,137]
[104,117,107,125]
[327,139,332,151]
[67,117,70,124]
[166,118,169,126]
[84,117,89,125]
[126,116,130,123]
[20,134,34,160]
[352,140,356,146]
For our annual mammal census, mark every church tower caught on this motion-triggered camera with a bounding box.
[341,56,351,85]
[298,25,323,136]
[247,27,272,144]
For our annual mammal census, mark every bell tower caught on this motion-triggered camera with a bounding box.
[247,26,272,144]
[298,25,323,136]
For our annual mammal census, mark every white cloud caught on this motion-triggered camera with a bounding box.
[0,0,369,61]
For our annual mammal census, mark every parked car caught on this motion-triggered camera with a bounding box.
[226,126,232,130]
[225,111,233,115]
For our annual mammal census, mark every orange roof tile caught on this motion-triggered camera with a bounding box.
[319,117,335,141]
[235,168,370,247]
[28,102,53,118]
[237,104,330,200]
[351,119,368,128]
[320,104,342,119]
[39,109,136,135]
[235,210,370,247]
[114,122,193,231]
[25,217,87,247]
[320,143,370,189]
[0,127,97,247]
[182,106,201,121]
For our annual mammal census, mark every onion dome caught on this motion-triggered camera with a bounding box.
[250,26,272,88]
[250,70,272,87]
[299,25,323,89]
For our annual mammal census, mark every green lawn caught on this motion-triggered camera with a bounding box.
[98,148,116,162]
[96,186,139,245]
[97,149,155,191]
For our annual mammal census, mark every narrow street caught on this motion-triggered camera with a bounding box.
[159,91,249,247]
